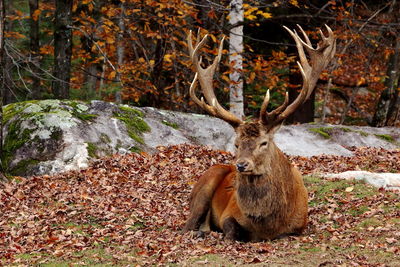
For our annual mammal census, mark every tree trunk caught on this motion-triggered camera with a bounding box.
[3,0,13,104]
[0,0,5,178]
[147,38,165,106]
[115,1,125,103]
[29,0,41,99]
[372,36,400,126]
[80,26,99,99]
[52,0,73,99]
[229,0,244,119]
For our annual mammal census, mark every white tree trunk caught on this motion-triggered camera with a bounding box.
[229,0,244,119]
[115,2,125,103]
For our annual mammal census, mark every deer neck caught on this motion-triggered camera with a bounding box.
[235,145,292,218]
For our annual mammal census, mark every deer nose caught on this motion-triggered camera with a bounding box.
[236,162,249,172]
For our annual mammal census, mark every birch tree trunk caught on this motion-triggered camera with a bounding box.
[115,1,125,103]
[229,0,244,119]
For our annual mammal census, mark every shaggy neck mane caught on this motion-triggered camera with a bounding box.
[235,145,295,219]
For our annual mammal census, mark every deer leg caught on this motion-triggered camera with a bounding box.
[183,199,211,232]
[222,217,244,241]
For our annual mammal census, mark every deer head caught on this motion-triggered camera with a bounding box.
[187,26,336,174]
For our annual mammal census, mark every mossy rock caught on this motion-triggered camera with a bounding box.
[1,100,154,177]
[308,127,334,139]
[113,105,150,144]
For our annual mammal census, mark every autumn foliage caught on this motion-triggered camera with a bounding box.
[2,0,399,125]
[0,144,399,265]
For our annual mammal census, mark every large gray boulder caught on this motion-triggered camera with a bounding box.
[140,107,235,152]
[2,100,150,176]
[275,124,399,157]
[1,100,399,177]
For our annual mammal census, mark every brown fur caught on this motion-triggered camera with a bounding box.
[183,122,308,241]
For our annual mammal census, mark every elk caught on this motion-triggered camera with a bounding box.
[183,25,336,241]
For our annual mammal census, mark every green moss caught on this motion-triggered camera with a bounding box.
[113,106,150,144]
[130,146,142,153]
[309,126,376,140]
[100,133,111,144]
[339,127,369,137]
[339,127,352,132]
[162,119,179,129]
[309,127,333,139]
[1,120,34,172]
[3,102,27,124]
[119,105,144,117]
[50,129,63,141]
[10,159,41,176]
[75,113,97,121]
[374,134,395,143]
[67,101,97,122]
[86,142,98,158]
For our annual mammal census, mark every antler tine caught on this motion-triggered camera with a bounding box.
[261,25,336,129]
[189,73,218,116]
[297,24,312,47]
[260,90,290,124]
[187,30,243,127]
[260,90,270,117]
[283,26,311,74]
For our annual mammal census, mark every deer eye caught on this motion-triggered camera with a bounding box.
[260,141,268,147]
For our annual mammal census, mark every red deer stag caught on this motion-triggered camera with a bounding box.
[183,25,336,241]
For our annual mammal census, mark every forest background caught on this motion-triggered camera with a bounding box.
[0,1,399,264]
[0,0,399,128]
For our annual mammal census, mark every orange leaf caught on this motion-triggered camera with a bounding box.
[108,71,117,80]
[32,9,41,21]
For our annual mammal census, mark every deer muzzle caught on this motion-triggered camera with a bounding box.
[235,159,254,173]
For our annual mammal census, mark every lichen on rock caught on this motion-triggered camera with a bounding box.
[1,100,148,176]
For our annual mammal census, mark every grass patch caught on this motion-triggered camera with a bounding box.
[357,218,382,229]
[304,175,377,208]
[305,176,350,205]
[188,254,234,266]
[13,247,138,266]
[347,205,369,216]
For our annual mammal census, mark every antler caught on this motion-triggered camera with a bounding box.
[260,25,336,128]
[187,30,243,128]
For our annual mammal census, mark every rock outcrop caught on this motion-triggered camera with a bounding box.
[1,100,399,177]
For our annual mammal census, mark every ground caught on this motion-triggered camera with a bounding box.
[0,144,399,266]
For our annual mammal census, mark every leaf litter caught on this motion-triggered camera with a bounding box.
[0,144,399,266]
